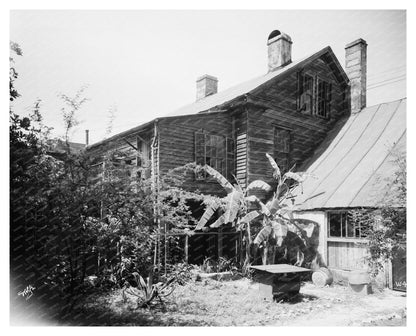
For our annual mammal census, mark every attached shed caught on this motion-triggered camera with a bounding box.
[293,98,406,288]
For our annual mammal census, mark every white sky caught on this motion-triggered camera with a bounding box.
[10,10,406,145]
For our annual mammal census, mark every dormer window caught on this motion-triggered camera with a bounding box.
[316,78,332,118]
[297,73,314,115]
[297,72,332,118]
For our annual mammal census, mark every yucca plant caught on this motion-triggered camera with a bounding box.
[122,271,176,308]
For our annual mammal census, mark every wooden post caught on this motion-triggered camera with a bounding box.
[185,235,189,264]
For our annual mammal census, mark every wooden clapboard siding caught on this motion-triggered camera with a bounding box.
[87,54,348,202]
[158,112,234,196]
[327,240,368,270]
[246,55,349,190]
[87,125,154,166]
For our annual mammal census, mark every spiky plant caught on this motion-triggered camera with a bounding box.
[123,271,176,308]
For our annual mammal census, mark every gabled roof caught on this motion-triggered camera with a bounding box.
[89,45,347,149]
[166,46,348,117]
[294,98,406,211]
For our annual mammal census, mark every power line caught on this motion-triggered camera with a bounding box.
[367,77,406,91]
[368,71,406,82]
[368,74,406,88]
[367,65,406,79]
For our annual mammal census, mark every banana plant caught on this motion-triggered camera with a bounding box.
[239,153,307,230]
[245,153,316,265]
[193,164,272,232]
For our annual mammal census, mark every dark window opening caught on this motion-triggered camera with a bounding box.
[328,211,366,239]
[297,72,332,118]
[317,79,331,118]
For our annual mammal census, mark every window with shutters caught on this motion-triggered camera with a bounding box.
[195,132,235,181]
[274,127,291,173]
[297,72,332,119]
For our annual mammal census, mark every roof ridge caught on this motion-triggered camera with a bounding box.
[166,45,342,118]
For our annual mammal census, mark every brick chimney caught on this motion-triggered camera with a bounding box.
[267,30,292,72]
[196,75,218,101]
[345,38,367,113]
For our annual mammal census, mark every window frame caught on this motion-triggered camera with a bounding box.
[297,72,315,115]
[194,132,235,181]
[297,71,332,119]
[273,126,292,174]
[316,76,332,119]
[327,211,366,240]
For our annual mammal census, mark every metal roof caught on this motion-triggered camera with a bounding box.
[295,98,406,211]
[89,46,346,148]
[166,46,347,117]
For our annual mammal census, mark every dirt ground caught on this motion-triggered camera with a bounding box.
[65,276,406,326]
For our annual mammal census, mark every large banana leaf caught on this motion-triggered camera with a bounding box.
[239,210,261,224]
[210,213,226,228]
[245,195,270,217]
[279,207,294,220]
[245,195,259,203]
[223,189,244,224]
[271,220,288,238]
[266,153,281,180]
[194,199,221,231]
[253,225,272,245]
[247,180,272,193]
[204,165,233,193]
[266,197,281,215]
[283,171,305,183]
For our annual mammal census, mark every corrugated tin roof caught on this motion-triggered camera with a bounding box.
[166,46,347,117]
[295,98,406,210]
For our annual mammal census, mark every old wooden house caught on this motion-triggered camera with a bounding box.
[87,30,406,287]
